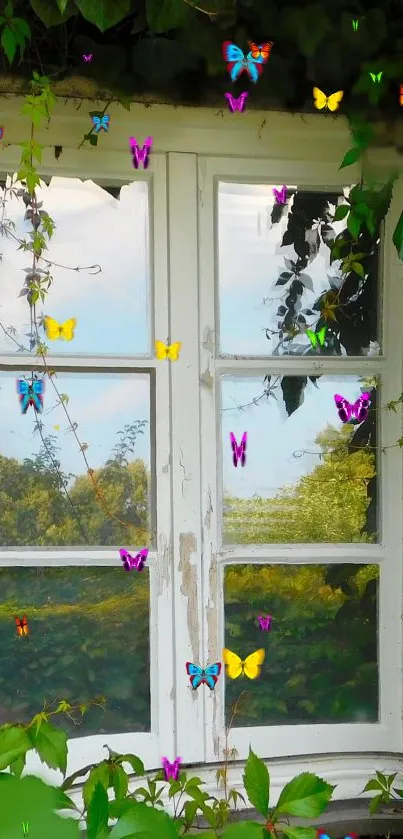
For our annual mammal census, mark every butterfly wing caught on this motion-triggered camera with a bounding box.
[317,326,328,346]
[186,662,204,690]
[352,392,370,423]
[119,548,134,571]
[258,615,272,630]
[240,431,247,467]
[43,316,61,341]
[15,615,29,636]
[244,50,264,83]
[306,329,317,348]
[223,649,243,679]
[222,41,246,81]
[166,341,182,361]
[92,116,101,131]
[327,91,344,111]
[400,84,403,106]
[155,340,168,360]
[230,432,240,467]
[17,379,30,413]
[334,394,352,423]
[203,662,221,690]
[243,648,265,679]
[132,548,149,572]
[60,318,77,341]
[313,87,328,110]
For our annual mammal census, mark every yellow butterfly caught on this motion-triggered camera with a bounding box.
[313,87,344,112]
[223,648,265,680]
[43,316,77,341]
[155,340,182,361]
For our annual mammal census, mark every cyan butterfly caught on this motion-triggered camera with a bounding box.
[186,661,221,690]
[92,114,110,132]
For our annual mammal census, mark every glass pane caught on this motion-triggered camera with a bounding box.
[222,374,377,544]
[218,182,380,357]
[0,371,153,547]
[0,177,150,356]
[224,563,378,726]
[0,566,150,736]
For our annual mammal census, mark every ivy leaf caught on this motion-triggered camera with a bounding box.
[29,0,77,27]
[109,765,128,801]
[1,25,17,63]
[0,727,31,770]
[26,720,68,775]
[74,0,130,32]
[146,0,191,33]
[87,782,109,839]
[83,762,110,809]
[392,210,403,260]
[220,824,265,838]
[115,753,145,775]
[242,748,270,818]
[109,800,180,838]
[333,204,350,221]
[281,828,317,839]
[273,772,334,819]
[350,261,365,278]
[55,0,70,11]
[347,211,362,239]
[0,775,79,837]
[283,4,332,57]
[339,146,363,169]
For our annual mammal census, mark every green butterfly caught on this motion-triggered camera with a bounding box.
[306,326,327,349]
[352,18,360,31]
[369,71,383,83]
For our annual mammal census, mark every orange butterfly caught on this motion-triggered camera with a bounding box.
[15,615,29,637]
[248,41,273,62]
[400,84,403,106]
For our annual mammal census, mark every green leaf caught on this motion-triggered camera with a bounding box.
[9,753,26,779]
[29,0,76,27]
[74,0,130,31]
[243,748,270,818]
[87,781,109,839]
[393,211,403,260]
[273,772,334,818]
[116,754,145,776]
[83,762,110,809]
[339,147,363,169]
[333,204,350,221]
[145,0,191,33]
[350,261,365,278]
[347,211,362,239]
[109,800,180,838]
[284,4,332,57]
[10,16,31,38]
[282,827,317,839]
[0,727,31,770]
[55,0,70,11]
[221,824,265,838]
[110,765,129,800]
[1,25,17,63]
[368,793,383,814]
[26,720,68,775]
[0,774,80,837]
[362,778,382,792]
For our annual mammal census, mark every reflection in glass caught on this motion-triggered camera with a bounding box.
[224,563,378,726]
[0,371,153,547]
[0,178,150,356]
[221,375,377,544]
[0,566,150,736]
[218,182,380,356]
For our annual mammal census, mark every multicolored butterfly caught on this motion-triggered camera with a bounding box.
[306,325,327,349]
[230,432,247,467]
[273,185,287,204]
[225,92,249,113]
[222,41,266,83]
[17,378,44,414]
[334,392,371,424]
[258,615,272,631]
[162,757,182,781]
[186,662,222,690]
[247,42,273,62]
[223,648,265,680]
[130,136,153,170]
[313,88,344,112]
[83,53,93,62]
[92,114,109,132]
[43,316,76,341]
[155,340,182,361]
[15,615,29,637]
[119,548,149,572]
[369,71,383,83]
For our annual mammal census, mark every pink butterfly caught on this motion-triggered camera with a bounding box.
[119,548,149,572]
[273,185,287,204]
[225,92,249,112]
[258,615,272,631]
[334,392,370,424]
[83,53,93,62]
[230,432,247,467]
[129,136,153,169]
[162,757,182,780]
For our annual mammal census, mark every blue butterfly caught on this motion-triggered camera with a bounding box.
[222,41,265,83]
[186,662,221,690]
[17,378,44,414]
[91,114,110,133]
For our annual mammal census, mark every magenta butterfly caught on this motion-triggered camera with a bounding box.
[225,92,249,113]
[119,548,149,572]
[162,757,182,781]
[258,615,272,631]
[273,185,287,204]
[230,432,247,467]
[334,392,370,424]
[83,53,93,62]
[129,136,153,169]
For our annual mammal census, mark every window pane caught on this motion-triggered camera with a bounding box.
[0,566,150,735]
[0,371,153,547]
[224,563,378,726]
[0,178,150,356]
[222,374,377,544]
[218,182,380,357]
